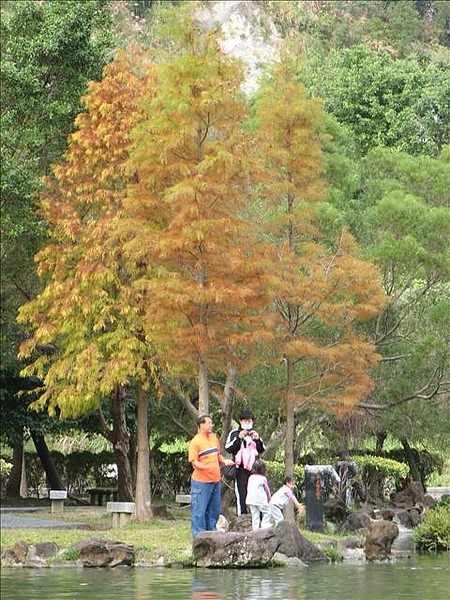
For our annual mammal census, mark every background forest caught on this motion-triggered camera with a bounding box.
[1,0,449,515]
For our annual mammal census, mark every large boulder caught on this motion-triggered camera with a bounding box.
[390,481,425,509]
[71,536,134,567]
[323,498,347,521]
[380,508,396,521]
[2,540,60,568]
[1,541,29,566]
[193,529,279,568]
[406,507,421,527]
[28,541,59,560]
[27,541,59,566]
[364,520,399,561]
[193,522,329,567]
[229,514,252,532]
[275,522,328,562]
[342,511,372,533]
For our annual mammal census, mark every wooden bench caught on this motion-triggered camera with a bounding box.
[175,494,191,507]
[86,487,118,506]
[106,501,135,528]
[49,490,67,514]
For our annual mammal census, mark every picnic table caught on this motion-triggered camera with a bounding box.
[86,487,118,506]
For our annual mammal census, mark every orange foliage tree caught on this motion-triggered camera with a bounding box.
[18,48,155,516]
[119,15,272,415]
[18,21,273,514]
[253,58,387,476]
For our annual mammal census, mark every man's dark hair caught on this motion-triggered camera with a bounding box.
[284,475,294,485]
[197,414,212,426]
[239,409,254,421]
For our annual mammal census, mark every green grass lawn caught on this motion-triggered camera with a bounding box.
[1,504,195,565]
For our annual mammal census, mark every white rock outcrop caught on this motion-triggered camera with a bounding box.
[197,0,281,94]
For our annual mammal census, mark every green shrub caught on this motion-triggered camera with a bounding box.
[353,455,409,499]
[321,545,343,562]
[354,455,409,480]
[24,450,117,496]
[59,547,81,561]
[150,449,192,497]
[0,458,12,496]
[436,495,450,509]
[413,505,450,553]
[0,458,12,475]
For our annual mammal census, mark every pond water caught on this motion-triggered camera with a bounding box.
[1,554,449,600]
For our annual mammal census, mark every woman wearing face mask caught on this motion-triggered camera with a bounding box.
[225,410,266,516]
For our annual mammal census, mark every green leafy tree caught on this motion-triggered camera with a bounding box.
[1,0,113,355]
[356,147,450,465]
[306,44,449,156]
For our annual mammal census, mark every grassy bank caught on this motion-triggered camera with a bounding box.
[1,504,194,566]
[0,502,346,566]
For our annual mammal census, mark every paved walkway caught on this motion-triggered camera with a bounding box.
[1,507,89,529]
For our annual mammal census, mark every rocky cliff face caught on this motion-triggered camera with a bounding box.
[196,0,281,94]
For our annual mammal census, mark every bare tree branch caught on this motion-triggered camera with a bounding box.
[358,369,448,411]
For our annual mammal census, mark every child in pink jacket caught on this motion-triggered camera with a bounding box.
[245,460,272,530]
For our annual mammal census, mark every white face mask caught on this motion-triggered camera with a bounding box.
[241,423,253,431]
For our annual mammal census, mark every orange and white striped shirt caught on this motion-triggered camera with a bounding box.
[188,433,222,483]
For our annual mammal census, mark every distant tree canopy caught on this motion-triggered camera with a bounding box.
[1,0,113,374]
[306,45,450,156]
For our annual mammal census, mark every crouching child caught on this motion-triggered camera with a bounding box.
[269,475,304,525]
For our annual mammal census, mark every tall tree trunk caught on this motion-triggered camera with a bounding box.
[284,357,295,522]
[97,387,134,501]
[111,384,134,502]
[401,437,423,487]
[284,357,295,476]
[20,449,28,498]
[130,430,137,488]
[220,361,237,448]
[5,441,24,498]
[133,381,152,521]
[31,431,64,491]
[375,431,387,455]
[198,357,209,415]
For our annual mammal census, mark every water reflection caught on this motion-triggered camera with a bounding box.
[192,578,221,599]
[1,555,449,600]
[191,567,307,600]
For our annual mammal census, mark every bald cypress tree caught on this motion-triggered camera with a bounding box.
[253,57,387,476]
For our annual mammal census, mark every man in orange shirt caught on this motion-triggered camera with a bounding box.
[188,414,234,537]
